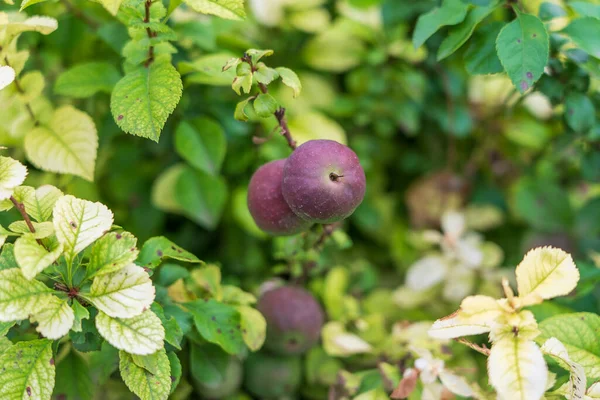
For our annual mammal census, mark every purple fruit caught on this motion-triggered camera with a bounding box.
[282,140,366,223]
[257,286,325,355]
[247,159,312,236]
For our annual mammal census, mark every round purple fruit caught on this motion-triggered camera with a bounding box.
[247,159,312,236]
[282,140,366,223]
[257,286,325,355]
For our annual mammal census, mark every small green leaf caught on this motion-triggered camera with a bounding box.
[88,231,139,276]
[234,97,253,122]
[14,236,62,280]
[0,156,27,201]
[538,313,600,379]
[276,67,302,97]
[119,349,171,400]
[22,185,63,222]
[131,351,162,375]
[539,2,567,21]
[54,349,93,400]
[24,106,98,181]
[222,57,241,71]
[151,303,183,350]
[496,11,549,93]
[175,167,228,230]
[437,1,499,61]
[167,352,181,393]
[237,305,266,351]
[231,73,252,95]
[562,18,600,59]
[137,236,201,269]
[0,339,55,400]
[464,22,505,74]
[565,92,596,133]
[179,53,237,86]
[245,49,274,63]
[0,268,53,322]
[96,310,165,355]
[97,0,123,15]
[185,299,245,354]
[182,0,246,20]
[569,2,600,20]
[111,62,183,142]
[55,62,121,98]
[413,0,469,49]
[71,301,90,332]
[190,343,231,387]
[221,285,256,306]
[253,93,278,118]
[254,64,279,85]
[190,265,222,299]
[175,117,226,176]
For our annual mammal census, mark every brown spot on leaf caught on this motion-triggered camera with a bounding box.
[26,387,32,396]
[116,233,122,239]
[70,221,77,228]
[117,115,124,121]
[157,250,163,256]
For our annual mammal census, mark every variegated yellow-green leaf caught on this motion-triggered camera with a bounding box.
[22,185,63,222]
[541,337,586,399]
[96,0,123,15]
[1,14,58,36]
[24,106,98,181]
[88,231,138,276]
[0,65,15,91]
[14,235,63,280]
[237,305,266,351]
[276,67,302,97]
[428,295,501,339]
[0,339,54,400]
[8,220,54,238]
[30,295,74,339]
[0,156,27,201]
[488,337,547,400]
[87,263,155,318]
[438,371,474,398]
[110,62,182,142]
[0,268,53,321]
[119,349,171,400]
[182,0,246,20]
[96,310,164,355]
[0,185,33,212]
[322,322,372,356]
[53,195,114,263]
[516,247,579,302]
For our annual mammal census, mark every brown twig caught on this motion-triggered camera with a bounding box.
[5,56,38,125]
[10,196,45,247]
[274,107,297,150]
[314,223,335,249]
[59,0,99,29]
[456,338,491,356]
[143,0,155,67]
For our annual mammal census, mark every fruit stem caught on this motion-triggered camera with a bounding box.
[274,107,297,150]
[329,172,343,182]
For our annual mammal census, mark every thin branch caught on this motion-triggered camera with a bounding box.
[274,107,297,150]
[143,0,155,67]
[59,0,99,29]
[313,223,335,249]
[456,338,491,356]
[10,196,45,247]
[5,56,39,125]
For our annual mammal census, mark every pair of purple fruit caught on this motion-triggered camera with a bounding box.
[248,139,367,235]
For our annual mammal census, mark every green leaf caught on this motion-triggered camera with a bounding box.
[253,64,279,85]
[275,67,302,97]
[175,166,228,230]
[119,349,171,400]
[22,185,63,222]
[504,113,552,150]
[18,71,44,102]
[496,11,549,93]
[0,156,27,201]
[55,62,121,98]
[71,301,90,332]
[14,236,62,280]
[0,321,15,336]
[0,244,17,271]
[88,231,139,276]
[565,92,596,132]
[24,106,98,181]
[53,195,114,264]
[167,352,181,393]
[221,285,256,305]
[131,351,162,375]
[0,339,55,400]
[231,73,253,95]
[137,236,201,269]
[437,2,499,61]
[412,0,469,49]
[569,2,600,19]
[253,93,278,118]
[151,303,183,350]
[538,313,600,379]
[234,97,253,122]
[178,53,237,86]
[245,49,274,63]
[190,265,222,299]
[562,17,600,59]
[87,264,154,319]
[190,342,231,387]
[175,117,226,176]
[185,299,245,354]
[236,305,266,351]
[97,0,123,15]
[182,0,246,20]
[96,310,165,355]
[54,349,93,400]
[151,164,186,214]
[539,2,567,21]
[0,268,53,322]
[30,295,74,339]
[110,62,183,142]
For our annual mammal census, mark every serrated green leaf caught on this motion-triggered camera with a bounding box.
[55,62,121,98]
[54,349,93,400]
[437,2,499,61]
[182,0,245,20]
[0,268,53,321]
[87,264,154,318]
[151,164,186,214]
[71,300,90,332]
[24,106,98,181]
[22,185,63,222]
[30,295,74,339]
[111,62,183,142]
[254,64,279,85]
[275,67,302,97]
[14,235,63,280]
[167,352,181,393]
[496,11,549,93]
[137,236,201,269]
[253,93,278,118]
[0,243,16,271]
[190,342,231,387]
[413,0,469,49]
[565,92,596,133]
[0,65,15,91]
[231,73,252,95]
[96,310,165,355]
[175,167,228,230]
[0,339,55,400]
[175,117,226,176]
[151,303,183,350]
[97,0,123,15]
[562,17,600,59]
[0,156,27,201]
[53,195,114,264]
[570,2,600,19]
[179,53,237,86]
[89,231,139,276]
[185,299,245,354]
[234,97,253,121]
[538,312,600,379]
[237,305,266,351]
[2,15,58,37]
[119,349,171,400]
